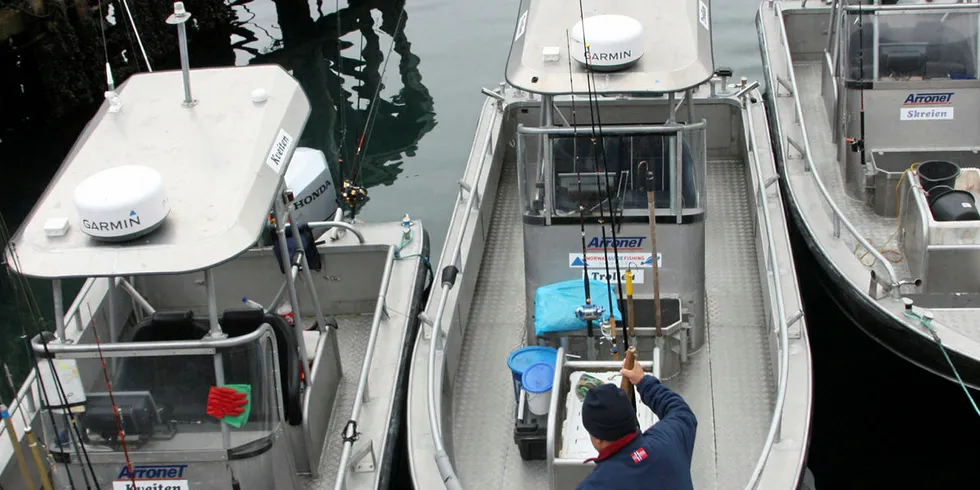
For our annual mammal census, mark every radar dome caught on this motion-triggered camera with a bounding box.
[569,15,644,72]
[73,165,170,242]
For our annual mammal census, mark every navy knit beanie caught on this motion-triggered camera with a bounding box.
[582,383,637,441]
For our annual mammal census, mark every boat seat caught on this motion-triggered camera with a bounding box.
[113,310,215,425]
[220,308,303,426]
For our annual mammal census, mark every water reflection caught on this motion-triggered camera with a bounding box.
[231,0,437,208]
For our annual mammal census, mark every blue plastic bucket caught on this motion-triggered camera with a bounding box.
[522,362,555,416]
[507,346,558,401]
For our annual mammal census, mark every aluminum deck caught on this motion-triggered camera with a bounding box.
[447,158,775,490]
[792,61,980,342]
[303,314,372,490]
[794,62,913,280]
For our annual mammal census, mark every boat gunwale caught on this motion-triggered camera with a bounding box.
[408,85,813,489]
[756,0,980,389]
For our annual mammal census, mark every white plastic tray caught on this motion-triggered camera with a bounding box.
[559,370,659,459]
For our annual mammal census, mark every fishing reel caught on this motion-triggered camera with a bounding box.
[341,180,367,208]
[575,303,605,322]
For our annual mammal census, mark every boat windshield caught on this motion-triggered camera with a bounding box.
[843,7,980,82]
[518,129,706,220]
[37,334,280,458]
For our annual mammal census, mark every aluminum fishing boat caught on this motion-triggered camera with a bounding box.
[757,0,980,389]
[0,5,429,490]
[407,0,814,488]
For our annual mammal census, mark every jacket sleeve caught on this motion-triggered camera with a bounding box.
[637,375,697,458]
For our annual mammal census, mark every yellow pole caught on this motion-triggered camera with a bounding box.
[2,404,36,490]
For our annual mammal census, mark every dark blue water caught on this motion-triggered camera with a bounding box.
[789,218,980,489]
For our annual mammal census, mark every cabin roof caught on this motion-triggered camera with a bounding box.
[504,0,715,95]
[4,65,311,279]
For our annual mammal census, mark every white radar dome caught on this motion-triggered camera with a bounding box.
[570,15,644,72]
[73,165,170,242]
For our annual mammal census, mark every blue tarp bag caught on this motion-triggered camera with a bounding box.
[534,279,623,337]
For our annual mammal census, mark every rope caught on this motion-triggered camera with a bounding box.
[853,162,921,267]
[903,309,980,417]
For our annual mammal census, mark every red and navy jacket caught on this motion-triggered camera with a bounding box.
[576,375,697,490]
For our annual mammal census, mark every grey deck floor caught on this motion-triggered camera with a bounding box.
[794,61,913,280]
[301,314,372,489]
[448,159,775,489]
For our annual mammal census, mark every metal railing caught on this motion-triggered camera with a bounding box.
[424,98,499,490]
[742,87,794,490]
[334,245,397,490]
[770,1,901,293]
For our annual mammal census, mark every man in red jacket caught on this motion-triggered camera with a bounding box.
[576,361,697,489]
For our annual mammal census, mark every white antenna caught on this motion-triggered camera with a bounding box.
[104,62,123,113]
[166,2,197,107]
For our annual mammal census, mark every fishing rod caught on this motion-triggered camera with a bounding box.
[566,30,602,359]
[343,5,408,219]
[625,268,637,348]
[4,363,54,490]
[645,164,664,378]
[335,0,350,178]
[599,221,619,361]
[0,397,35,490]
[575,0,629,358]
[86,305,138,490]
[1,214,94,489]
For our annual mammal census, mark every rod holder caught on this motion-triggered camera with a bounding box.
[166,2,197,107]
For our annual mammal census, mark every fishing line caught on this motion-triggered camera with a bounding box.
[350,8,406,184]
[336,0,350,178]
[575,0,629,351]
[342,4,408,219]
[566,30,595,343]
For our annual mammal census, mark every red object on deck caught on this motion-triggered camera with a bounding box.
[206,386,248,419]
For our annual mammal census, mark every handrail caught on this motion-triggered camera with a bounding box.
[284,220,366,244]
[0,275,102,441]
[844,2,980,13]
[334,245,397,490]
[742,90,793,490]
[425,102,499,490]
[31,322,273,354]
[772,2,900,291]
[517,120,707,135]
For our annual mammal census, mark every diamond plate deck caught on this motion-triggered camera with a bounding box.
[448,159,775,489]
[792,62,980,346]
[794,62,913,281]
[302,315,373,490]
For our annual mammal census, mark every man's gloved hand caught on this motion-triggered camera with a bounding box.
[620,360,646,386]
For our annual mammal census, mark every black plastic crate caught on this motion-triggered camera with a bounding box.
[513,400,548,461]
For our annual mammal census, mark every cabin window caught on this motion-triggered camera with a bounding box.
[844,10,979,82]
[549,133,700,217]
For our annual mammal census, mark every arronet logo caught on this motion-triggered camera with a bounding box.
[903,92,953,105]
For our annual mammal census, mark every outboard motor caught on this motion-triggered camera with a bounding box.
[284,147,339,224]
